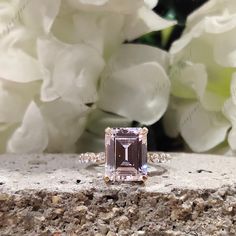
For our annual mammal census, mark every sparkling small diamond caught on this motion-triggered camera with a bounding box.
[105,127,148,182]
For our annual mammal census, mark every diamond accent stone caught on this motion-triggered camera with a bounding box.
[105,127,148,182]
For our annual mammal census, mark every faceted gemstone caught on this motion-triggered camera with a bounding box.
[105,127,148,182]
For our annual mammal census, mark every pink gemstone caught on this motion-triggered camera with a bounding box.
[105,127,148,182]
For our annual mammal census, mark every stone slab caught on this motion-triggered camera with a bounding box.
[0,153,236,235]
[0,152,235,193]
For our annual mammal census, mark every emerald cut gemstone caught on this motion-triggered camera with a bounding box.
[104,127,148,182]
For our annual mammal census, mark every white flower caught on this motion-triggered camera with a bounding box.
[0,0,102,153]
[7,101,48,153]
[165,0,236,153]
[38,36,105,103]
[52,0,175,57]
[98,44,171,125]
[0,0,174,153]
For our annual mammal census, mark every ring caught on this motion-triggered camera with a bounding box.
[77,127,171,183]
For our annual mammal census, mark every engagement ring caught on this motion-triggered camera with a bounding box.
[77,127,171,183]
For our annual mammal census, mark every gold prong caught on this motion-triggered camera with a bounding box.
[104,176,110,183]
[142,127,148,134]
[142,175,148,182]
[105,127,112,135]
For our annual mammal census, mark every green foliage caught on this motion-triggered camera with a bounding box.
[136,0,208,50]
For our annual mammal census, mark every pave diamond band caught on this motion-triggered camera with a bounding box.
[147,152,172,164]
[76,152,171,165]
[77,152,106,164]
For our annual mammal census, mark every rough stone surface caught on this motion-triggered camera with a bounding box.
[0,153,236,235]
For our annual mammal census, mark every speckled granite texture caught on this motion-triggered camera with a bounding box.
[0,153,236,235]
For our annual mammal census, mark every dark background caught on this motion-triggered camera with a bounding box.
[134,0,208,151]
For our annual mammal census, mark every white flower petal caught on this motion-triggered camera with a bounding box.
[0,123,17,153]
[37,36,64,101]
[173,13,236,60]
[223,98,236,124]
[86,108,132,137]
[170,31,231,112]
[98,44,170,124]
[125,6,176,41]
[227,126,236,151]
[37,37,105,103]
[0,79,40,123]
[7,101,48,153]
[108,44,169,71]
[37,36,64,70]
[73,12,124,56]
[51,1,78,44]
[144,0,158,9]
[73,13,104,54]
[0,1,20,36]
[0,1,15,21]
[164,97,197,138]
[204,13,236,34]
[187,0,236,29]
[230,73,236,104]
[163,97,182,138]
[222,98,236,151]
[179,102,230,152]
[68,0,142,13]
[21,0,61,34]
[213,28,236,67]
[0,1,36,51]
[52,2,125,56]
[200,90,226,112]
[0,26,35,55]
[170,62,207,99]
[98,62,170,125]
[40,99,89,153]
[79,0,108,5]
[163,104,180,138]
[0,49,42,82]
[200,67,232,112]
[205,141,232,156]
[176,5,236,58]
[53,45,105,104]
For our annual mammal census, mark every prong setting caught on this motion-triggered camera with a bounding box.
[104,176,110,183]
